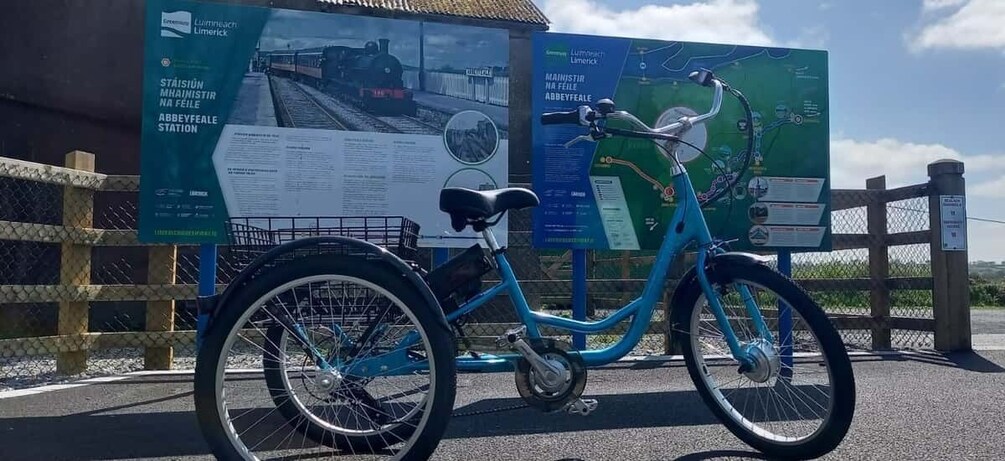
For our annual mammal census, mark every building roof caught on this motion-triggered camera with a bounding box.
[318,0,550,27]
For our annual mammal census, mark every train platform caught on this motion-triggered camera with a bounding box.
[226,72,276,127]
[413,91,509,131]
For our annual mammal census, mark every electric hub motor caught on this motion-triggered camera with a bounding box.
[514,338,588,412]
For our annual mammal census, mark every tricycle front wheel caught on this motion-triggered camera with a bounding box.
[672,262,856,460]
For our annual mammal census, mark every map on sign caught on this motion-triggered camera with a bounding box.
[532,33,831,252]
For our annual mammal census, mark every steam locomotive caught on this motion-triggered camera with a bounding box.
[262,38,417,116]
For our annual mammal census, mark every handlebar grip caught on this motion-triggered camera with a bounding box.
[541,110,581,126]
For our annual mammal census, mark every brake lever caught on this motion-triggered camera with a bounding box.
[564,134,594,148]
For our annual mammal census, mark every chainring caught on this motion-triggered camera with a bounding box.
[514,338,588,412]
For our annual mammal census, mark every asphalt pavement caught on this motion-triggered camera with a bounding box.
[1,350,1004,460]
[970,310,1004,349]
[972,309,1005,335]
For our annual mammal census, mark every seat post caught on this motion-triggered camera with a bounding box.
[481,229,502,253]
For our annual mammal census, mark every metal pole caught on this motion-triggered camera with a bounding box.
[572,249,587,350]
[196,244,218,352]
[432,247,449,268]
[777,250,793,378]
[419,21,426,92]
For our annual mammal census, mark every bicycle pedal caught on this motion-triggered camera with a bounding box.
[566,398,598,416]
[496,325,527,347]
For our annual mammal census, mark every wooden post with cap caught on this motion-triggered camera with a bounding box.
[928,159,971,352]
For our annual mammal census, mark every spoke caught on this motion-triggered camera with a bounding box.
[216,273,437,459]
[777,374,830,415]
[766,383,787,435]
[776,377,814,426]
[243,404,291,449]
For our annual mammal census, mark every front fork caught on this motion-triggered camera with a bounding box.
[693,247,775,369]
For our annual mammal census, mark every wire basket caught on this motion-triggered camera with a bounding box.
[224,216,421,268]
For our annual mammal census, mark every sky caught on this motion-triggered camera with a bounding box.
[537,0,1005,262]
[258,9,508,70]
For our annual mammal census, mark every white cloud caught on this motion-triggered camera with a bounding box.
[966,219,1005,262]
[830,137,1005,262]
[539,0,776,47]
[922,0,966,12]
[910,0,1005,51]
[829,137,1003,189]
[972,176,1005,198]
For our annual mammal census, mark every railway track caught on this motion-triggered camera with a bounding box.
[270,76,347,130]
[292,80,442,136]
[376,115,441,135]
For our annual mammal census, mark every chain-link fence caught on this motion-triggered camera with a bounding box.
[0,154,952,390]
[789,192,935,351]
[0,153,195,390]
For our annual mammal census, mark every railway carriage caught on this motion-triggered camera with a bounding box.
[267,38,417,116]
[293,47,325,82]
[267,50,297,77]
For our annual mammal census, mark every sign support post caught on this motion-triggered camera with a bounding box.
[777,250,794,378]
[433,248,450,268]
[196,243,218,351]
[572,249,587,350]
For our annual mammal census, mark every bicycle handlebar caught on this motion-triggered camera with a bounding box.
[540,110,581,126]
[538,68,725,144]
[538,67,755,209]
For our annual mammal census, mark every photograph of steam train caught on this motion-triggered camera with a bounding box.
[227,8,510,136]
[257,38,417,116]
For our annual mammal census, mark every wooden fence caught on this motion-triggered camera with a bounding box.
[0,152,973,377]
[0,151,199,374]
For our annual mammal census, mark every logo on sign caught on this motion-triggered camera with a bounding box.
[161,11,192,38]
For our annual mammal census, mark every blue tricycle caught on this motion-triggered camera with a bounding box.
[192,68,855,461]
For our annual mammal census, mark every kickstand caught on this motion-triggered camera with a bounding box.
[452,319,481,359]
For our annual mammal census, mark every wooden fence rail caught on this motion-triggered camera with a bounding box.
[0,153,973,376]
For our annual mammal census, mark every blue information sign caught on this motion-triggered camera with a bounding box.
[531,32,832,252]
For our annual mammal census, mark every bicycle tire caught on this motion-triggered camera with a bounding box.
[672,262,855,460]
[193,254,457,460]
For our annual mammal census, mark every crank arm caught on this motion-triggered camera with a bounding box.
[500,326,564,381]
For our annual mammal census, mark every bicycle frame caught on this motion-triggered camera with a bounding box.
[440,167,774,373]
[276,174,770,381]
[333,165,777,379]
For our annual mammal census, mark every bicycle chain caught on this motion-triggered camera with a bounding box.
[451,402,530,418]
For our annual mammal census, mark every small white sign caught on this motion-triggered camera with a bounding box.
[465,67,494,78]
[939,195,966,251]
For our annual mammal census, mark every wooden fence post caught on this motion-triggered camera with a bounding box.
[145,245,178,370]
[866,176,891,350]
[928,159,971,352]
[57,150,95,375]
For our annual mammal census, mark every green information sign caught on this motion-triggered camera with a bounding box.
[140,0,270,242]
[139,0,511,246]
[532,33,832,252]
